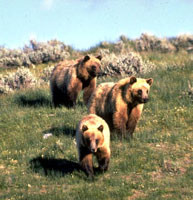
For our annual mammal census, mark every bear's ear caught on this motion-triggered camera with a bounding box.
[130,76,137,85]
[98,125,104,132]
[96,55,102,61]
[83,55,90,63]
[146,78,153,86]
[82,125,88,132]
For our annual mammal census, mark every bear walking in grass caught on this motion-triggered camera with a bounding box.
[76,114,111,178]
[50,55,102,107]
[88,76,153,138]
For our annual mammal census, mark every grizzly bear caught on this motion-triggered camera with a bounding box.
[76,114,111,178]
[88,76,153,138]
[50,55,102,107]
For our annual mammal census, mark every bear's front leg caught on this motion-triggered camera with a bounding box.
[83,78,96,105]
[68,80,83,107]
[96,147,110,172]
[98,157,110,172]
[80,152,94,178]
[67,91,79,107]
[126,104,144,137]
[113,111,127,138]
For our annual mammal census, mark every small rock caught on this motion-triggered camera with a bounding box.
[43,133,53,139]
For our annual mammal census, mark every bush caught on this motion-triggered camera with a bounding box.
[0,40,71,68]
[135,33,176,53]
[0,67,37,94]
[0,75,12,94]
[41,65,55,82]
[99,50,155,77]
[171,34,193,52]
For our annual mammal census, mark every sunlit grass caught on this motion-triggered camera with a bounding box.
[0,54,193,199]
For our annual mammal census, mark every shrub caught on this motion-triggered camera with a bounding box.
[135,33,176,53]
[171,34,193,52]
[0,67,37,94]
[0,40,71,68]
[99,50,155,77]
[0,75,12,94]
[41,65,55,82]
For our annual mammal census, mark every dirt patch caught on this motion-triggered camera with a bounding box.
[128,190,146,200]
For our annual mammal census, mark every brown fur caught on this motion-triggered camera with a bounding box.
[76,114,110,178]
[50,55,102,107]
[88,76,153,138]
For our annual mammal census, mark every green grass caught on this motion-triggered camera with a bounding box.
[0,55,193,200]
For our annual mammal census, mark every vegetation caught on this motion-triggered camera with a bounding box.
[0,37,193,199]
[0,33,193,69]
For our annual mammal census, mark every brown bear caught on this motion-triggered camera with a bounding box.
[76,114,111,178]
[88,76,153,138]
[50,55,102,107]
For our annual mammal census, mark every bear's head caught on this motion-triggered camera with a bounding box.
[81,124,104,153]
[78,55,102,80]
[122,76,153,104]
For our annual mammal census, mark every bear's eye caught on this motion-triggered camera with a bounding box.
[138,89,142,95]
[147,90,149,94]
[96,139,99,145]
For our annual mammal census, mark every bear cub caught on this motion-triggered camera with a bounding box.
[76,114,111,178]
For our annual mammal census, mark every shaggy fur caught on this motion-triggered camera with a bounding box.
[50,55,102,107]
[88,76,153,138]
[76,114,111,178]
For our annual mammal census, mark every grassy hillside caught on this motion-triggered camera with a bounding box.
[0,53,193,199]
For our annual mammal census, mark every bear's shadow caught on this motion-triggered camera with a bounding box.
[30,157,102,178]
[14,93,52,107]
[14,93,86,108]
[43,125,76,137]
[13,87,88,109]
[30,157,82,176]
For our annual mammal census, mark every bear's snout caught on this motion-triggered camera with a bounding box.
[90,145,97,153]
[93,65,101,73]
[92,65,97,71]
[90,140,97,153]
[90,148,97,153]
[143,98,149,103]
[88,65,101,77]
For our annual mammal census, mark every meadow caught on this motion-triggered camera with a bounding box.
[0,52,193,200]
